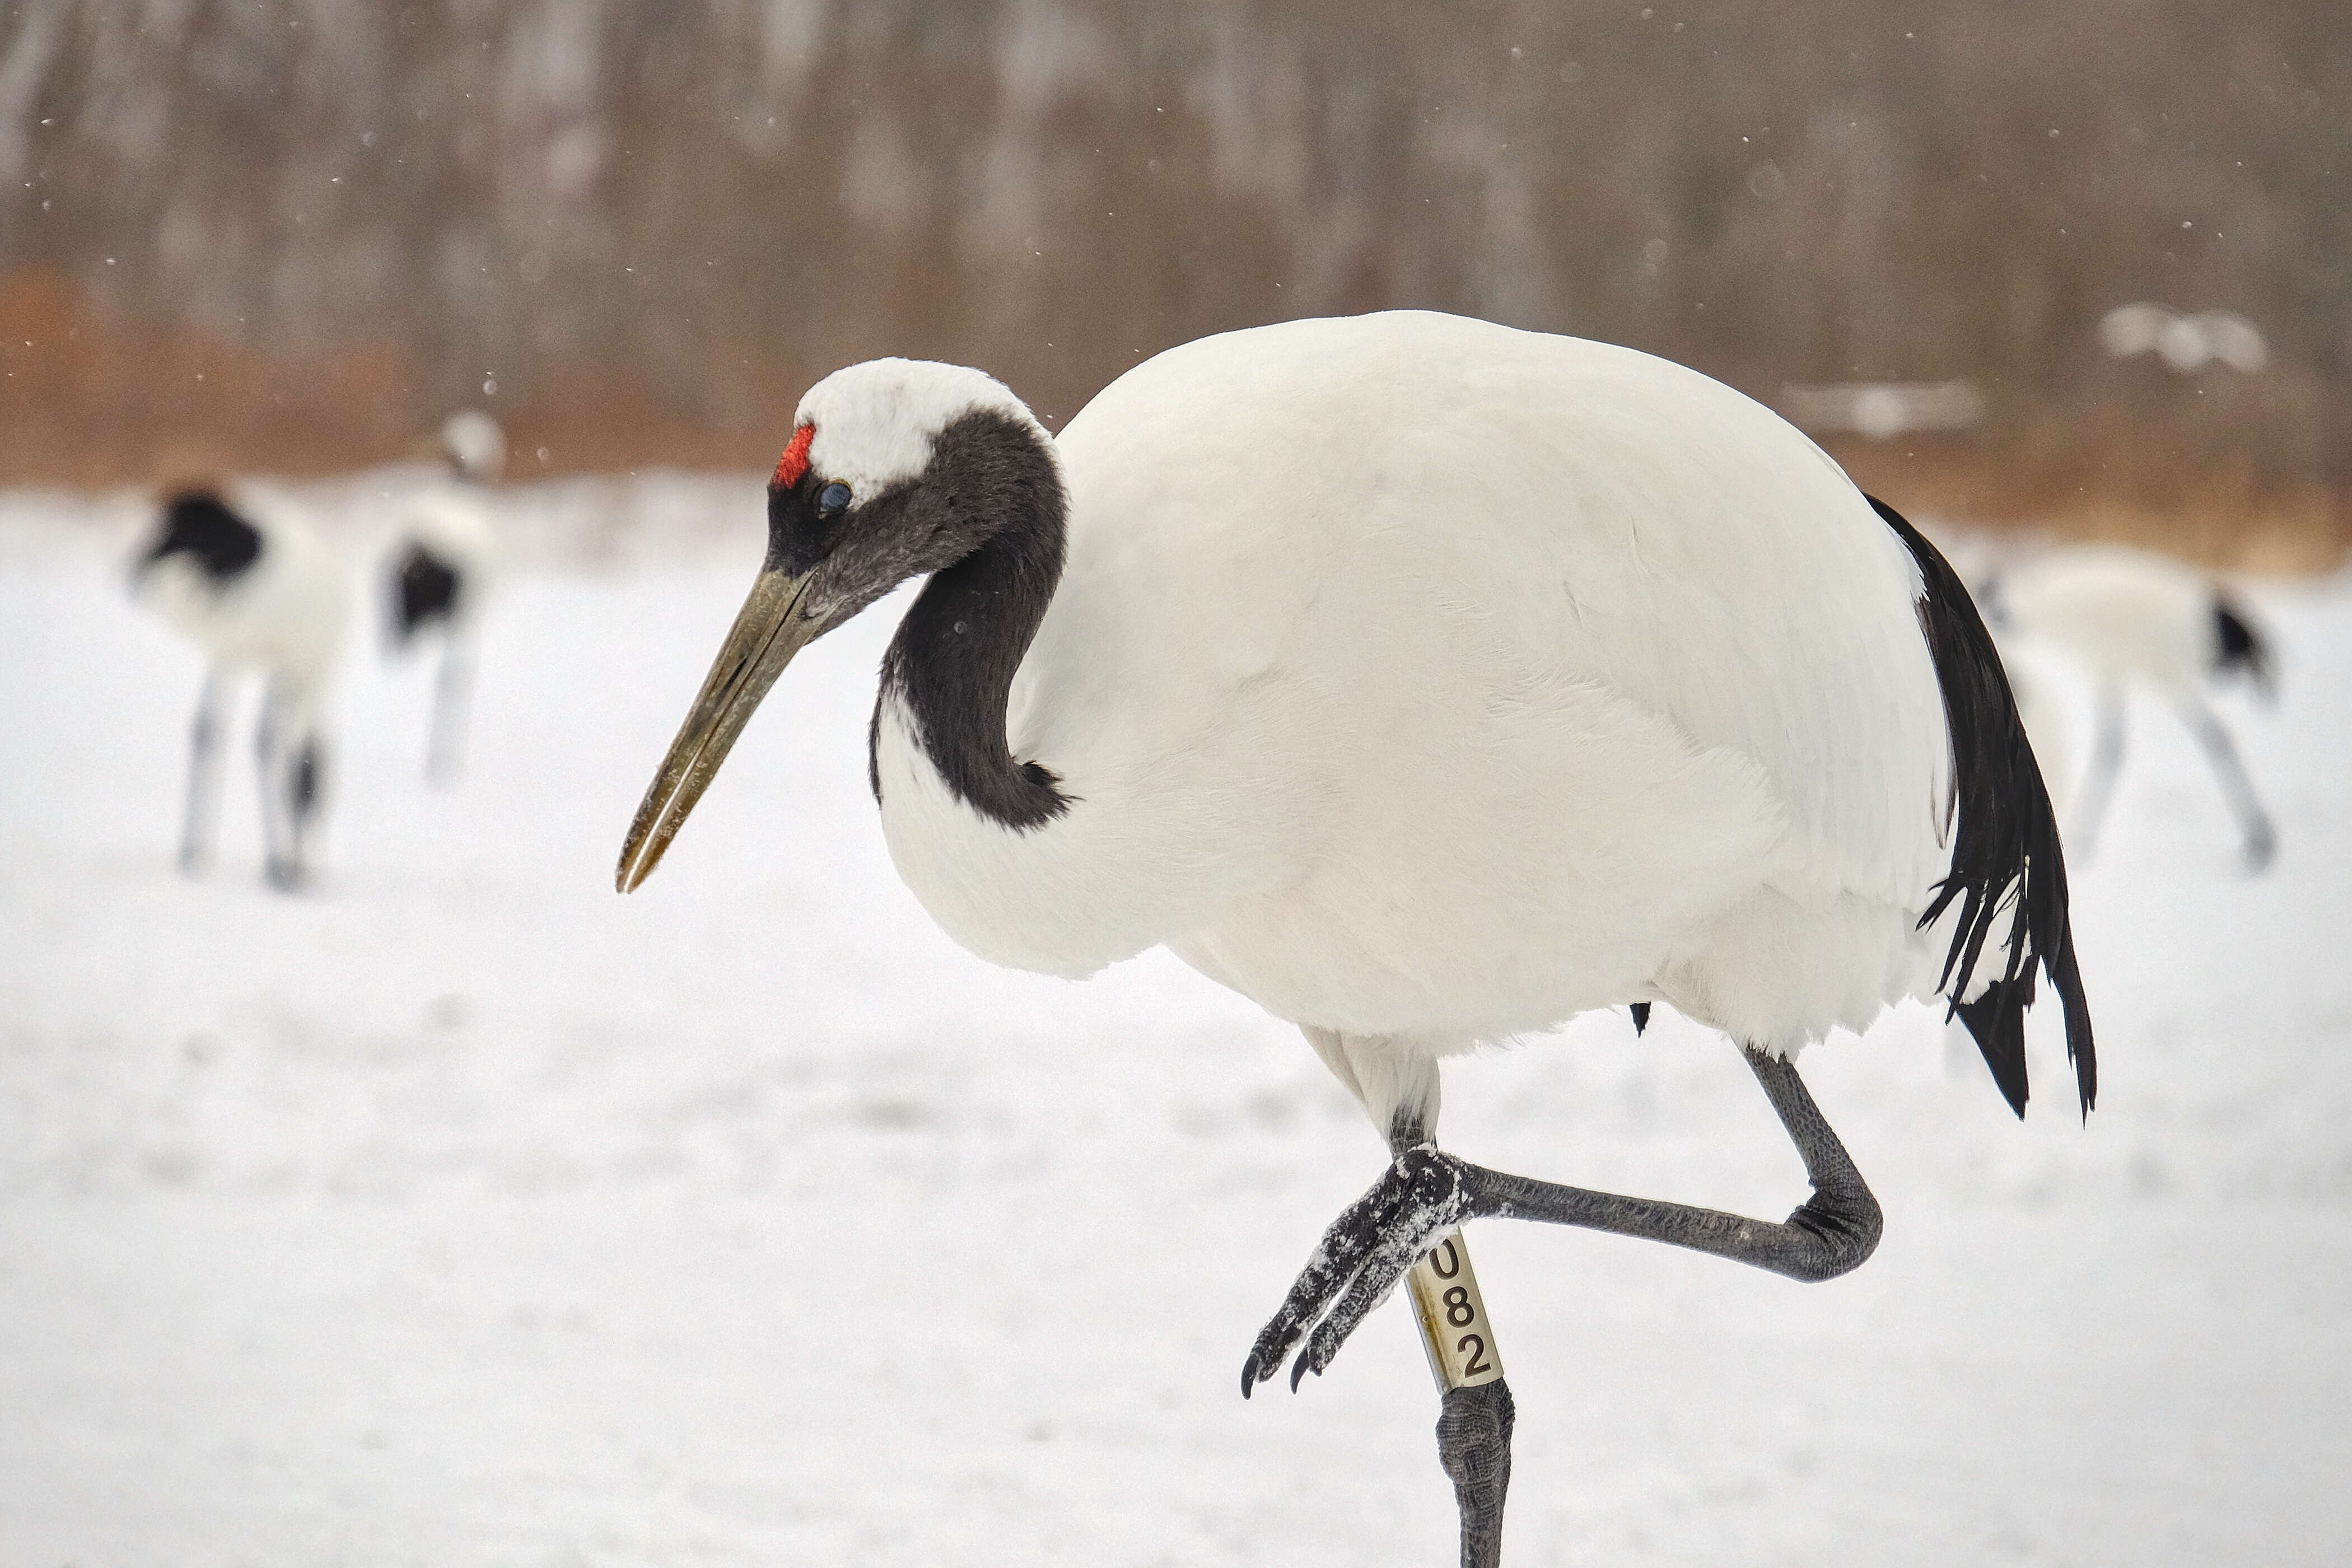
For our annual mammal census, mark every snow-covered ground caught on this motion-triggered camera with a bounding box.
[3,478,2348,1566]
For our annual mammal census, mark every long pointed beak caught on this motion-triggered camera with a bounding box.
[615,567,818,893]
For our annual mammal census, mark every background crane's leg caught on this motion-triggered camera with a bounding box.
[2176,697,2275,871]
[283,727,324,887]
[427,637,474,787]
[254,679,297,890]
[2070,681,2126,861]
[178,665,229,875]
[1250,1047,1881,1396]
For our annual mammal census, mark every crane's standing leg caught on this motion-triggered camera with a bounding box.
[2069,681,2126,861]
[1247,1047,1882,1520]
[426,637,474,787]
[1388,1110,1514,1568]
[2176,696,2274,871]
[178,666,230,876]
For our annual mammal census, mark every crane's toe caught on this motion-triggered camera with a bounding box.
[1242,1144,1483,1397]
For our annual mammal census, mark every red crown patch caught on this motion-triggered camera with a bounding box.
[772,424,815,489]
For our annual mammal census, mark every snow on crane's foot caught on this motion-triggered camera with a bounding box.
[1242,1144,1483,1398]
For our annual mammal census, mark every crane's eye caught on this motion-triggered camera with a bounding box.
[817,482,852,516]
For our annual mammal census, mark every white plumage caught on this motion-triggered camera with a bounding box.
[1996,541,2275,867]
[864,315,1954,1129]
[618,310,2090,1562]
[385,411,505,783]
[133,488,350,888]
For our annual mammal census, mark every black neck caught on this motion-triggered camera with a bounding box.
[872,432,1070,831]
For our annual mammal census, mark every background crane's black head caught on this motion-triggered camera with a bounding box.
[139,491,264,583]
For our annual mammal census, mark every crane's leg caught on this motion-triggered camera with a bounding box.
[1384,1111,1515,1568]
[2176,697,2275,871]
[2069,682,2126,861]
[282,728,324,888]
[178,666,230,875]
[1436,1375,1514,1568]
[254,680,285,884]
[426,637,474,787]
[254,679,312,892]
[1245,1044,1880,1400]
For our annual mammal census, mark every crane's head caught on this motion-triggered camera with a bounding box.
[441,410,507,485]
[615,358,1057,892]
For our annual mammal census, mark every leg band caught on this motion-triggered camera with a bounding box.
[1407,1230,1505,1393]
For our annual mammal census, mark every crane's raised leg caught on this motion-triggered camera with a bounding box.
[426,638,474,787]
[2176,697,2275,871]
[178,666,230,875]
[1244,1046,1881,1562]
[2070,682,2127,861]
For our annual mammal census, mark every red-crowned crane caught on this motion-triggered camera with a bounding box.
[386,410,504,785]
[1994,542,2276,870]
[132,488,350,890]
[613,311,2094,1565]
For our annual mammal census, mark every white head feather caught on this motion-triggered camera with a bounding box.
[794,359,1045,500]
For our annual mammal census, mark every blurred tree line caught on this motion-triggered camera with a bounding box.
[2,0,2346,559]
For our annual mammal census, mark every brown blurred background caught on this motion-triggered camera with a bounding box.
[2,0,2346,564]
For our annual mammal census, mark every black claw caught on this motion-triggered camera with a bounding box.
[1241,1355,1258,1399]
[1290,1351,1314,1393]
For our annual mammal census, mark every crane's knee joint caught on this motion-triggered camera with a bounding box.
[1782,1184,1883,1281]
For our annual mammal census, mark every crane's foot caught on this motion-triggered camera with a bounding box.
[1440,1378,1514,1568]
[2243,818,2277,875]
[1242,1143,1483,1396]
[263,857,309,893]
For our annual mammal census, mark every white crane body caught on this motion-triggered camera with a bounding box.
[617,311,2092,1566]
[391,487,498,637]
[386,410,506,784]
[2004,544,2232,694]
[866,315,1950,1128]
[1997,541,2275,866]
[138,509,346,699]
[133,490,349,887]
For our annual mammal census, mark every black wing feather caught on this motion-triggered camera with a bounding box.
[1869,496,2096,1119]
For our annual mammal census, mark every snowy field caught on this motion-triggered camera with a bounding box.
[3,477,2349,1566]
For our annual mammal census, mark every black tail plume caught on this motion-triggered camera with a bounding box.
[2211,596,2276,702]
[1868,496,2096,1119]
[390,543,463,647]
